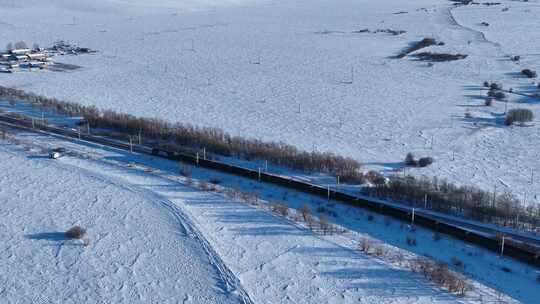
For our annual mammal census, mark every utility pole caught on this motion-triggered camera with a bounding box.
[327,185,330,201]
[411,208,415,226]
[500,235,505,256]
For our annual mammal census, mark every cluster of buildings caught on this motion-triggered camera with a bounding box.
[0,41,96,73]
[0,47,52,72]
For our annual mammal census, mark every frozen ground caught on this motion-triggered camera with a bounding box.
[0,142,249,303]
[1,0,540,202]
[1,125,537,303]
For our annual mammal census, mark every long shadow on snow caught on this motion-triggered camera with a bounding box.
[294,246,457,300]
[25,232,69,241]
[322,266,457,300]
[25,232,84,246]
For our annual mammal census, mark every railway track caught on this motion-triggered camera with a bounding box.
[0,112,539,268]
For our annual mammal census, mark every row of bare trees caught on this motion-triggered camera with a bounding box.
[0,86,362,181]
[364,176,540,232]
[2,85,538,231]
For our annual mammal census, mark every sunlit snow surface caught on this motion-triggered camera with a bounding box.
[0,0,540,201]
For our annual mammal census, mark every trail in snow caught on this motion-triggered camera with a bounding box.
[6,126,528,303]
[0,142,245,304]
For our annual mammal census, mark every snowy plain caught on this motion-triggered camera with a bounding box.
[0,141,248,303]
[1,0,540,204]
[0,123,537,303]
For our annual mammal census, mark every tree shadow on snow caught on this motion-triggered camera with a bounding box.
[25,232,84,247]
[25,232,69,241]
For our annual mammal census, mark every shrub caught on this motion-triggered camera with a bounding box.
[365,170,385,185]
[414,52,468,62]
[485,98,493,106]
[487,89,506,100]
[65,226,86,239]
[359,237,372,253]
[489,82,502,90]
[14,41,28,49]
[367,214,374,221]
[409,257,472,295]
[396,37,438,59]
[238,191,259,205]
[405,152,417,166]
[319,214,332,234]
[299,204,310,222]
[522,69,537,78]
[374,245,388,257]
[418,157,434,167]
[199,181,214,191]
[270,202,289,217]
[505,108,534,126]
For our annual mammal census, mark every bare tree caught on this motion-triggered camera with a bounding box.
[358,237,372,253]
[14,41,28,49]
[299,204,310,221]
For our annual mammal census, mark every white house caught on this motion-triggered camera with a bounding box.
[10,48,31,55]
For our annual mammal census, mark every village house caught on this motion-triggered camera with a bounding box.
[26,53,47,61]
[9,48,31,55]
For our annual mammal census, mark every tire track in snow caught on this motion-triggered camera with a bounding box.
[55,160,255,304]
[446,5,501,49]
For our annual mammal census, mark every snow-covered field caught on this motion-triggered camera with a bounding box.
[1,0,540,202]
[0,142,248,303]
[1,124,538,303]
[2,0,540,302]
